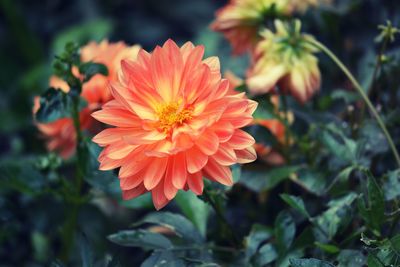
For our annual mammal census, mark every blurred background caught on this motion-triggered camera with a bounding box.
[1,0,400,266]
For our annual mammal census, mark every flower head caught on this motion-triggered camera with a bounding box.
[34,41,141,158]
[210,0,328,55]
[211,0,285,55]
[92,39,257,209]
[246,20,321,103]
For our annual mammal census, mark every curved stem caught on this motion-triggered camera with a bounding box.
[308,39,400,168]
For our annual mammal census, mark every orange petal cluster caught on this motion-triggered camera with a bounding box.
[33,41,141,158]
[92,40,258,209]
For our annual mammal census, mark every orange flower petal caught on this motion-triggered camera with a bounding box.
[228,129,256,150]
[187,172,204,195]
[122,184,147,200]
[143,157,168,190]
[186,146,208,174]
[204,157,233,186]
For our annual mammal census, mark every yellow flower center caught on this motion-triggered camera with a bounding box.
[155,101,193,134]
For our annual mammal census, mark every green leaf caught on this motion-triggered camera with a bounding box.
[175,191,210,237]
[336,249,366,267]
[245,224,273,259]
[135,212,204,244]
[275,211,295,253]
[254,243,278,266]
[275,249,304,267]
[79,62,108,82]
[383,169,400,201]
[108,229,173,250]
[141,251,186,267]
[289,258,335,267]
[240,165,302,192]
[390,234,400,254]
[31,231,49,262]
[367,174,385,223]
[313,193,357,241]
[314,242,339,254]
[295,169,327,196]
[280,194,310,218]
[367,254,384,267]
[336,166,356,183]
[358,172,385,232]
[78,232,93,267]
[35,88,72,123]
[320,125,358,164]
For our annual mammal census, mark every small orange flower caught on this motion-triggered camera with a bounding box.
[92,40,258,209]
[246,20,321,103]
[34,41,141,158]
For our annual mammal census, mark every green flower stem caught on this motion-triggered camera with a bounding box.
[60,92,84,262]
[308,39,400,168]
[71,95,85,192]
[202,189,241,248]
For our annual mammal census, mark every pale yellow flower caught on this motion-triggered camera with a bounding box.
[246,20,321,103]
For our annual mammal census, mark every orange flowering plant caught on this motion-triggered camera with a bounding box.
[4,1,400,266]
[34,41,141,158]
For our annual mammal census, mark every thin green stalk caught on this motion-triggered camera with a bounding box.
[308,39,400,168]
[60,92,84,262]
[202,189,241,248]
[71,96,85,192]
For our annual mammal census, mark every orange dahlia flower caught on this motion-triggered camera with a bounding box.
[92,40,258,209]
[34,41,141,158]
[246,20,321,103]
